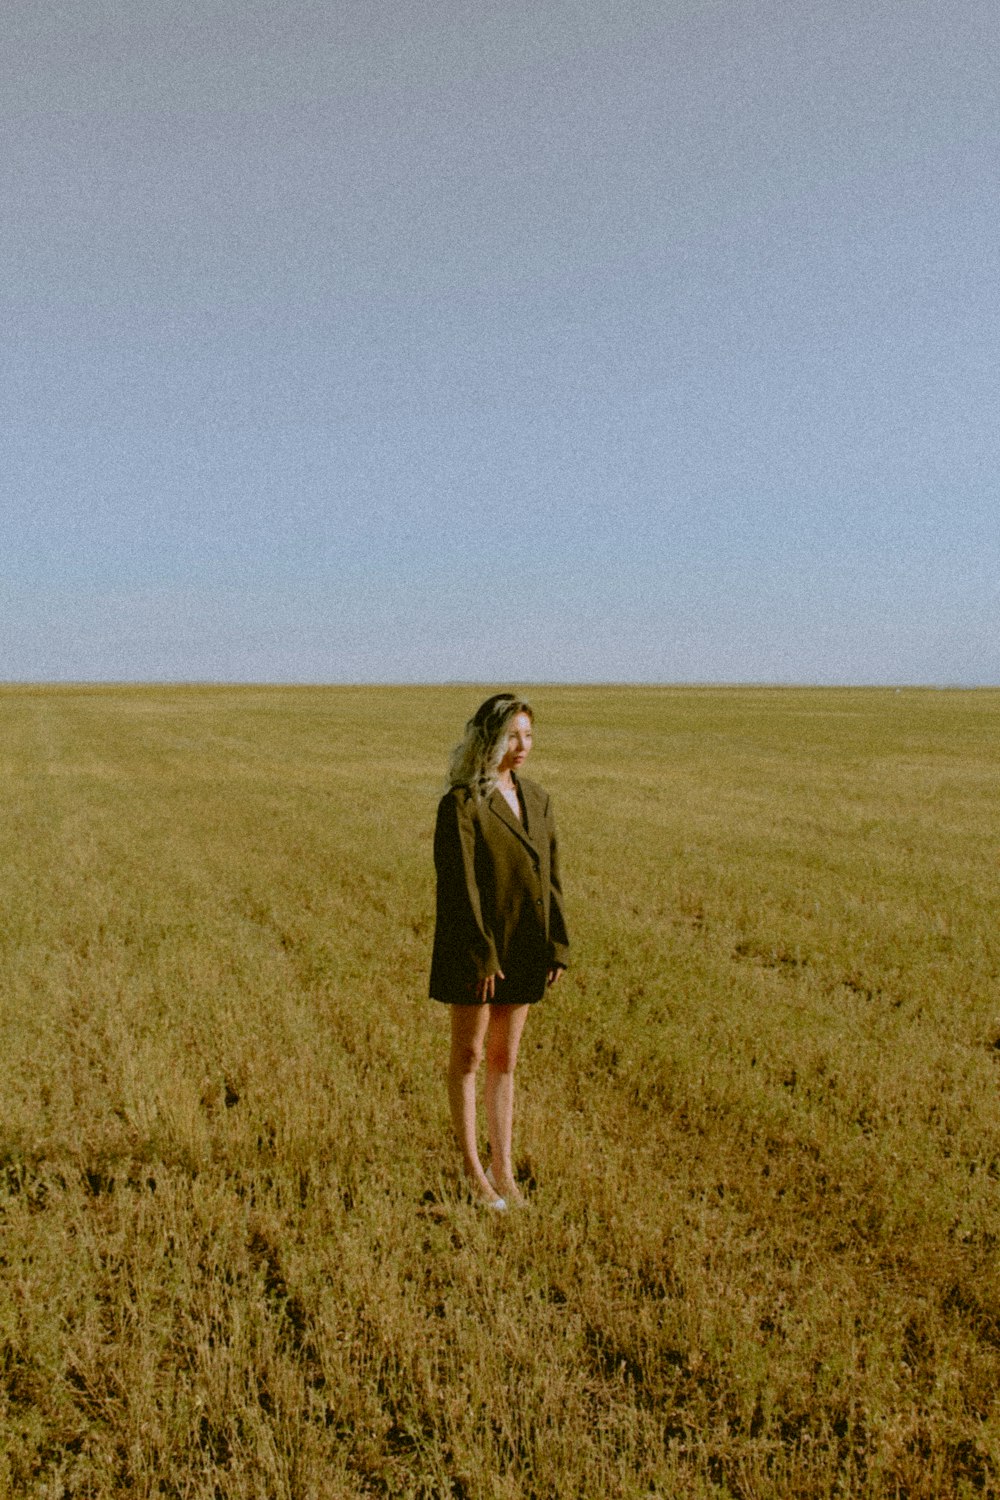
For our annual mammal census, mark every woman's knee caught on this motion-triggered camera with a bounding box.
[450,1040,484,1076]
[485,1041,517,1075]
[485,1005,528,1075]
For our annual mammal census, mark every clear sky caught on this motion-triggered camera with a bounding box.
[3,0,997,684]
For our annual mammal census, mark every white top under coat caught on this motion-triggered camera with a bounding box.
[496,781,522,822]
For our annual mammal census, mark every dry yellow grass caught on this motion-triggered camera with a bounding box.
[1,684,998,1498]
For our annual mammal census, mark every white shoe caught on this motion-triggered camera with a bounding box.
[472,1169,506,1210]
[482,1171,507,1210]
[487,1165,524,1208]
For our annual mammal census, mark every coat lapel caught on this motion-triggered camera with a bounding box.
[487,780,540,856]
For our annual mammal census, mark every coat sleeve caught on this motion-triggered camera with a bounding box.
[433,791,500,982]
[545,795,570,969]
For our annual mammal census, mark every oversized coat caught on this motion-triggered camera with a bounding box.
[429,774,570,1005]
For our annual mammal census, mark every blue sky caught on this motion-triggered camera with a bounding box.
[3,0,997,684]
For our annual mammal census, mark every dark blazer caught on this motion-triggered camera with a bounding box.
[429,774,570,1005]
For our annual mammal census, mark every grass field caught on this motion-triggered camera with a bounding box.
[1,684,998,1498]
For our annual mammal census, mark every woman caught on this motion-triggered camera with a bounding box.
[430,693,569,1209]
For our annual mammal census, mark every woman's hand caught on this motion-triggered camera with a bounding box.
[547,965,566,988]
[474,969,505,1003]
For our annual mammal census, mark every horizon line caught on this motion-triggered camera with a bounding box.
[1,679,996,693]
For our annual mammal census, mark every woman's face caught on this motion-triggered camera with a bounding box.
[498,711,533,775]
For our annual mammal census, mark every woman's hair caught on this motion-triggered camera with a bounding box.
[447,692,534,798]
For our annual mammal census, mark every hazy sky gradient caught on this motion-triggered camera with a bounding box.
[3,0,997,683]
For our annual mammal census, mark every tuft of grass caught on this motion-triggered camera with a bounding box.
[0,683,998,1497]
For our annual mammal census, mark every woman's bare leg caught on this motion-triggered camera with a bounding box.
[447,1004,503,1203]
[484,1004,530,1204]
